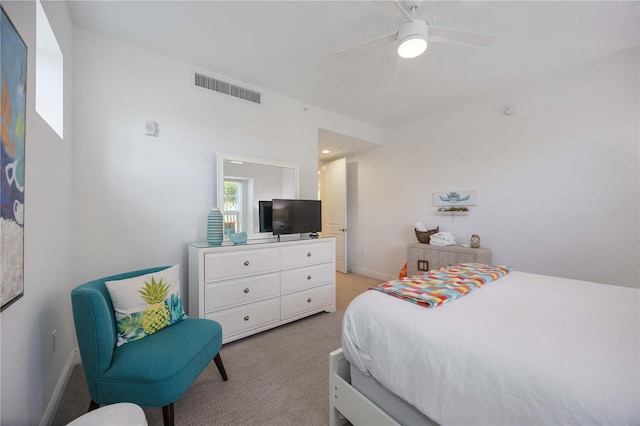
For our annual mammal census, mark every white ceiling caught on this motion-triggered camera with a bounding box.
[317,128,381,163]
[67,0,639,156]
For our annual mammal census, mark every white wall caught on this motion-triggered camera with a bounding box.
[348,48,639,288]
[0,1,75,424]
[71,28,382,298]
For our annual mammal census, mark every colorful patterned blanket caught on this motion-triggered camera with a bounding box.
[370,263,512,308]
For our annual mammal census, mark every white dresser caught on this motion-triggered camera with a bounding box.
[188,237,336,344]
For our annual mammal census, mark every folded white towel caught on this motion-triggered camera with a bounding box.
[431,238,456,244]
[431,240,456,246]
[415,222,428,232]
[430,233,456,241]
[432,232,454,238]
[430,240,456,247]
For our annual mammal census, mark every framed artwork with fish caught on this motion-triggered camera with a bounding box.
[433,190,477,206]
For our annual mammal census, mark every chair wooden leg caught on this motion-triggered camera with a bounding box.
[214,353,228,381]
[88,400,100,412]
[162,403,174,426]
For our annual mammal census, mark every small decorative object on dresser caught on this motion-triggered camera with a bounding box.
[228,231,247,244]
[470,234,481,248]
[207,208,224,246]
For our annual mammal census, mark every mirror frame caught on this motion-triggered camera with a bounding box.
[216,153,300,240]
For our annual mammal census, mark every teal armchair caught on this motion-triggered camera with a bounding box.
[71,266,228,426]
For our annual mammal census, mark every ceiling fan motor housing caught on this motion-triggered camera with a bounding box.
[398,19,428,42]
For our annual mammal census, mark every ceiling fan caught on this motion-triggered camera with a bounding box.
[336,0,495,59]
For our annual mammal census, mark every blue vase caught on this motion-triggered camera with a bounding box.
[207,208,224,245]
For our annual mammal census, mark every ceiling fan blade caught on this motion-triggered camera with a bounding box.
[334,31,397,58]
[429,25,495,47]
[421,1,461,25]
[375,0,413,23]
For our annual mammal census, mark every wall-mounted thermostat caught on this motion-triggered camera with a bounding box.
[144,120,159,137]
[503,104,517,116]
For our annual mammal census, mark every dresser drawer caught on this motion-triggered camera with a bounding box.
[280,263,333,295]
[457,253,476,264]
[280,241,333,269]
[408,247,440,275]
[440,251,458,267]
[206,297,280,338]
[281,284,333,319]
[204,248,279,282]
[407,244,492,276]
[205,272,280,312]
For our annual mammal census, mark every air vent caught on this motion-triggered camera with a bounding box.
[194,73,261,104]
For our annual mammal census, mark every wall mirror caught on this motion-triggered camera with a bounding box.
[216,153,299,240]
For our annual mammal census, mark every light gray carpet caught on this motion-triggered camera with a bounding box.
[53,272,379,425]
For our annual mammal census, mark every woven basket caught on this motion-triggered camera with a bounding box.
[415,226,439,244]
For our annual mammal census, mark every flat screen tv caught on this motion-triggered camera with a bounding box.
[272,199,322,236]
[258,200,273,233]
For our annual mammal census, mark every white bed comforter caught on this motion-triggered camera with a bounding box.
[342,271,640,425]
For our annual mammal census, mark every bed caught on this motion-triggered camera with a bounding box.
[329,265,640,426]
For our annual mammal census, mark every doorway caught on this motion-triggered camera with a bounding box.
[319,158,347,273]
[317,128,381,273]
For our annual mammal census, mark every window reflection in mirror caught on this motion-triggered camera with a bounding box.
[223,179,242,234]
[216,154,299,240]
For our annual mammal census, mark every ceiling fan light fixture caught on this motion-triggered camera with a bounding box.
[397,19,428,59]
[398,37,427,58]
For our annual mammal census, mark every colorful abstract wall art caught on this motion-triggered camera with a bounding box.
[0,7,26,312]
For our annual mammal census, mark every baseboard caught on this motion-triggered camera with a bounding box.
[39,348,81,426]
[349,267,394,282]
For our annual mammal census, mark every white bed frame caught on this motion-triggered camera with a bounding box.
[329,348,399,426]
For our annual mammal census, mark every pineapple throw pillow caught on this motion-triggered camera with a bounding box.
[105,265,187,347]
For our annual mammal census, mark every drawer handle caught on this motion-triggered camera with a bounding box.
[307,252,312,257]
[244,288,250,294]
[307,298,312,303]
[307,275,312,280]
[244,315,250,321]
[244,260,250,266]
